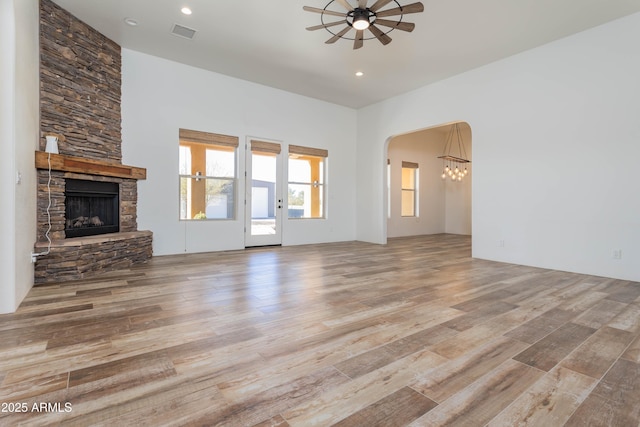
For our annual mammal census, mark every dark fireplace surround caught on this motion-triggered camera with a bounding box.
[65,178,120,238]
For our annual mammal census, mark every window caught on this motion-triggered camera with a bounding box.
[401,161,418,217]
[179,129,238,220]
[288,144,328,219]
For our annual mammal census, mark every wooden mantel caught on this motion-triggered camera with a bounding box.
[35,151,146,180]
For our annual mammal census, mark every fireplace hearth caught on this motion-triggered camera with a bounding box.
[65,178,119,238]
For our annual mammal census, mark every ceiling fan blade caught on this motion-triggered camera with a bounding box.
[374,18,415,32]
[303,6,347,18]
[354,29,364,49]
[334,0,354,11]
[376,2,424,17]
[369,0,393,12]
[357,0,368,8]
[306,20,346,31]
[368,24,392,45]
[326,26,352,44]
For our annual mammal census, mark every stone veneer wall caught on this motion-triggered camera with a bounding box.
[40,0,121,163]
[36,171,138,242]
[35,0,151,283]
[34,231,153,283]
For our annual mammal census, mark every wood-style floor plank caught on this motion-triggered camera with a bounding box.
[409,359,544,426]
[0,234,638,426]
[503,308,575,344]
[623,334,640,364]
[281,349,447,426]
[334,324,456,379]
[410,336,529,403]
[332,386,437,426]
[607,302,640,333]
[486,366,597,427]
[560,326,635,379]
[564,358,640,426]
[512,322,596,372]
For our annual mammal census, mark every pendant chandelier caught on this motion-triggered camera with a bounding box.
[438,123,470,182]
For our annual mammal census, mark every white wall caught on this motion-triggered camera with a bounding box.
[387,125,472,238]
[357,12,640,281]
[0,0,39,314]
[0,0,16,314]
[122,50,357,256]
[444,125,472,235]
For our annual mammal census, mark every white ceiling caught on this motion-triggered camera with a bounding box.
[51,0,640,108]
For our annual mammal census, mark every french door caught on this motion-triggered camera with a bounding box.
[245,139,283,247]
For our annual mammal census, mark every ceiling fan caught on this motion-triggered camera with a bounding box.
[303,0,424,49]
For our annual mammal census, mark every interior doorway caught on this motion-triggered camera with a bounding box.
[386,122,472,238]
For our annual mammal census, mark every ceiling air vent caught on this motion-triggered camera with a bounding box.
[171,24,196,40]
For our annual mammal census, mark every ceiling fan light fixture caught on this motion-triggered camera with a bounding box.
[352,10,370,30]
[304,0,424,49]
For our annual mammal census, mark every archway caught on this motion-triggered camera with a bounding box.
[385,122,472,238]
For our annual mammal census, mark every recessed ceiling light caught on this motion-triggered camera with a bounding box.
[124,17,139,26]
[355,71,364,77]
[181,7,192,15]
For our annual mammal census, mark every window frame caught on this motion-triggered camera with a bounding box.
[178,129,239,221]
[288,144,328,219]
[401,161,419,217]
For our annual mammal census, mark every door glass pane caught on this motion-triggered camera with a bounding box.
[251,152,277,236]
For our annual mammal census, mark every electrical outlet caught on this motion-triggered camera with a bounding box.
[612,249,622,260]
[498,240,505,248]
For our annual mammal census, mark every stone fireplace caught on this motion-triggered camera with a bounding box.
[33,0,152,284]
[33,153,152,284]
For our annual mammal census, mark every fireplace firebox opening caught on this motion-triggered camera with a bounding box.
[65,179,120,238]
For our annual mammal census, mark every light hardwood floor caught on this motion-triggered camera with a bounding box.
[1,234,639,426]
